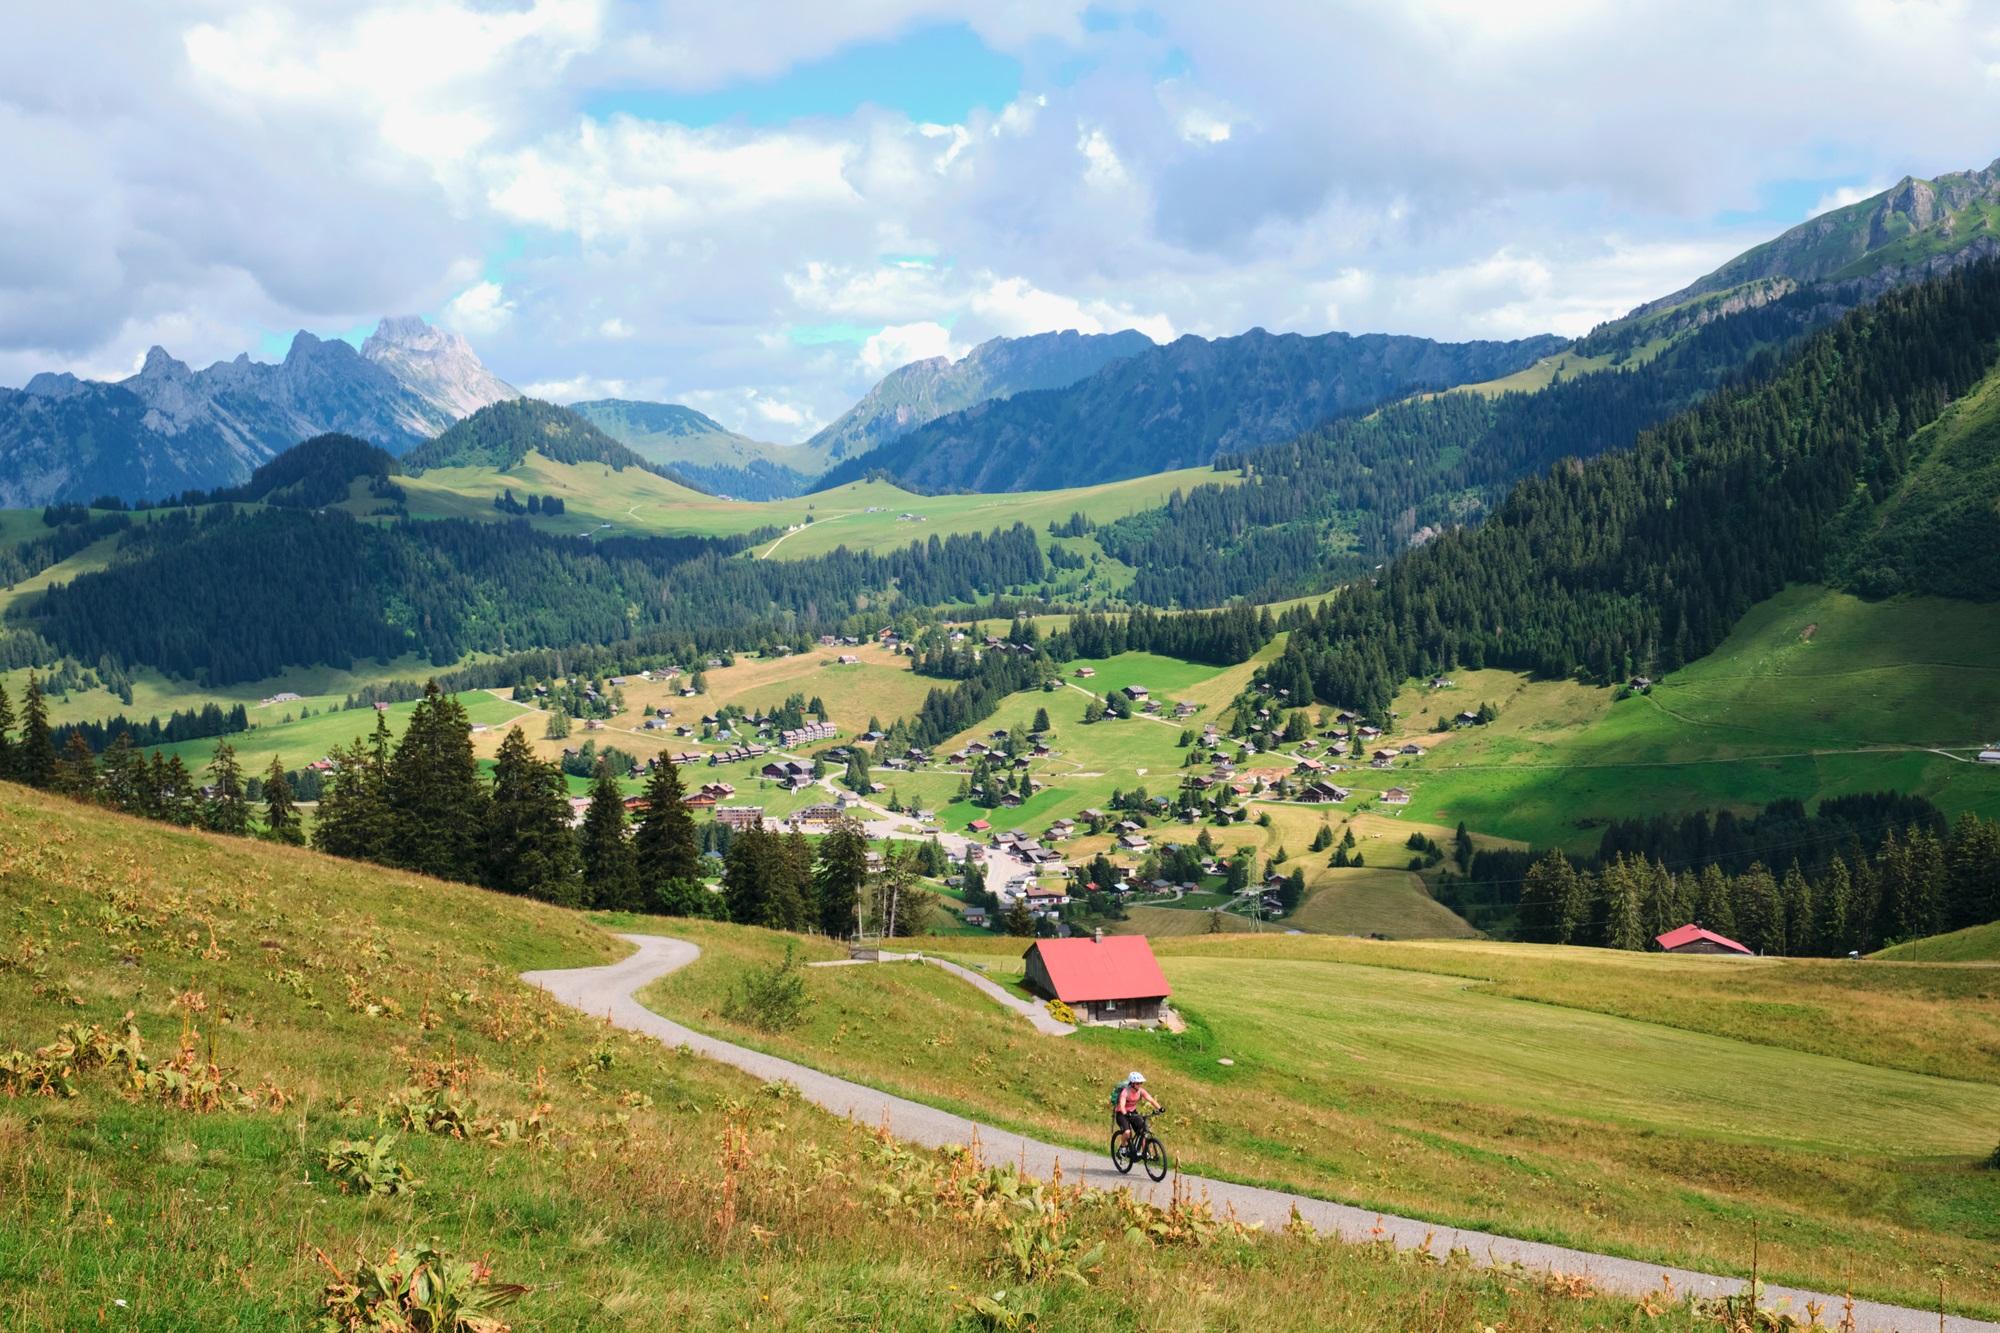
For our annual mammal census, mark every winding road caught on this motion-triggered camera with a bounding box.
[525,932,1995,1333]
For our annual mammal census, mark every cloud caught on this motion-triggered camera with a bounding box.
[859,321,962,374]
[9,0,2000,427]
[442,281,515,335]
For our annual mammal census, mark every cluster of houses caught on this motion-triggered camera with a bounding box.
[680,782,736,809]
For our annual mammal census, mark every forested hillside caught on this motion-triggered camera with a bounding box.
[1096,292,1832,606]
[14,509,1047,683]
[402,398,699,489]
[1257,261,2000,717]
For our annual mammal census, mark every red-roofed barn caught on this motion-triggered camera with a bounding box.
[1655,923,1754,957]
[1022,933,1172,1025]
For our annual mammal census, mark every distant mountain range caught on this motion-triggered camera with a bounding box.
[0,317,517,506]
[816,328,1567,493]
[572,329,1156,499]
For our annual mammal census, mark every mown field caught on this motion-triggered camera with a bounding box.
[0,784,1714,1332]
[1380,584,2000,852]
[386,454,1233,562]
[638,918,2000,1318]
[1876,919,2000,962]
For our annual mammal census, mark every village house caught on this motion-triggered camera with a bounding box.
[1123,684,1150,700]
[1021,933,1173,1026]
[682,791,718,810]
[1655,924,1754,957]
[1380,787,1411,805]
[715,805,765,830]
[1073,666,1096,678]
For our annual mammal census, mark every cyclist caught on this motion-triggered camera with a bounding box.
[1112,1070,1161,1158]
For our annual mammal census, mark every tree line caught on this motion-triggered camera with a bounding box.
[1514,809,2000,956]
[16,501,1046,685]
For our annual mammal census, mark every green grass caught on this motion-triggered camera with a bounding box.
[0,782,1723,1332]
[637,919,2000,1317]
[1875,919,2000,962]
[1385,584,2000,852]
[382,453,1236,561]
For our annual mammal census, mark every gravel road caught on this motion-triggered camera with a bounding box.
[524,932,1995,1333]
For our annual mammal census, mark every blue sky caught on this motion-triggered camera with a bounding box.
[8,2,1999,439]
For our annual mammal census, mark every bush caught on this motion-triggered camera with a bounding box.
[323,1134,421,1197]
[1987,1142,2000,1170]
[723,942,811,1032]
[312,1242,524,1332]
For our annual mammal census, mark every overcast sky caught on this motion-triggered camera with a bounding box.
[6,1,2000,440]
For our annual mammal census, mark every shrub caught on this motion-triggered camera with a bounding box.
[722,942,810,1032]
[312,1242,524,1332]
[1045,999,1076,1025]
[1986,1141,2000,1170]
[323,1134,421,1197]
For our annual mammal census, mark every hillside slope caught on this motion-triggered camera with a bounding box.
[0,782,1680,1332]
[571,398,811,499]
[402,398,702,489]
[821,327,1566,493]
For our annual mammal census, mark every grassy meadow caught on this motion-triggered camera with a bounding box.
[637,918,2000,1317]
[0,783,1733,1332]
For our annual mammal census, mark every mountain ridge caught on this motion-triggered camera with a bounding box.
[0,317,517,506]
[819,326,1568,494]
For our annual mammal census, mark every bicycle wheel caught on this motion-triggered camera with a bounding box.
[1141,1135,1168,1182]
[1111,1132,1135,1174]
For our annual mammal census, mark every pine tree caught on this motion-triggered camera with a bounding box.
[1032,706,1051,734]
[53,733,98,801]
[0,680,15,780]
[205,740,249,835]
[1453,820,1474,873]
[1945,813,2000,932]
[634,760,703,910]
[875,845,934,937]
[1777,864,1813,956]
[263,757,303,845]
[17,674,57,790]
[577,761,637,910]
[723,822,772,926]
[158,754,198,825]
[1310,823,1332,852]
[1732,864,1780,955]
[1518,850,1579,944]
[813,816,869,938]
[1002,896,1035,936]
[384,683,485,882]
[485,727,577,903]
[1814,855,1853,955]
[99,732,145,814]
[1599,856,1645,951]
[1694,863,1735,937]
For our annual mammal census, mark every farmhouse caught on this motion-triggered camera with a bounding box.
[1980,748,2000,764]
[1122,684,1150,700]
[1021,933,1172,1026]
[1655,924,1754,957]
[1380,787,1411,805]
[1073,666,1096,678]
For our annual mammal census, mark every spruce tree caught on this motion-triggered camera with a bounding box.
[485,727,577,903]
[1815,856,1853,956]
[577,761,637,911]
[813,816,869,938]
[263,757,303,845]
[634,760,703,910]
[99,732,144,814]
[53,733,98,801]
[1032,706,1051,734]
[1777,864,1814,956]
[205,740,249,835]
[1732,864,1780,954]
[1599,856,1645,951]
[1693,863,1736,937]
[18,674,57,790]
[0,680,15,780]
[158,754,198,825]
[384,683,485,882]
[723,822,773,926]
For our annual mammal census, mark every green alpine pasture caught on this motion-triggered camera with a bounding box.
[636,919,2000,1317]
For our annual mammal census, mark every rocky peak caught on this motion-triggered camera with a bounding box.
[136,346,191,379]
[359,315,517,419]
[22,371,86,399]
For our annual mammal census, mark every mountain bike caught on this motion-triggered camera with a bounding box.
[1110,1109,1169,1182]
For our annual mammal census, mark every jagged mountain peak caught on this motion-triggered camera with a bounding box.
[136,346,191,378]
[359,314,517,419]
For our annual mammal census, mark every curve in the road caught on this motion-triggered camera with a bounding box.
[524,932,1995,1333]
[809,951,1077,1035]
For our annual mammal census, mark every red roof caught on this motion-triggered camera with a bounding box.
[1024,936,1171,1003]
[968,819,990,831]
[1654,923,1753,955]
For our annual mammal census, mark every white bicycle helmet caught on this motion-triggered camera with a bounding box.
[1127,1070,1146,1084]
